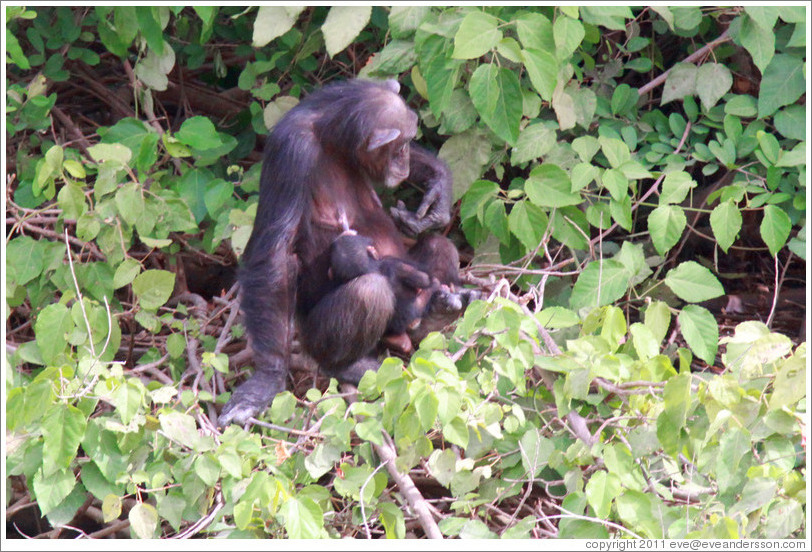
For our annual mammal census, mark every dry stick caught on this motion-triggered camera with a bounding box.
[16,219,105,260]
[637,28,732,97]
[85,519,130,539]
[374,433,443,539]
[766,251,794,329]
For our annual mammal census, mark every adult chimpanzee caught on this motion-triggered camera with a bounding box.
[218,79,475,426]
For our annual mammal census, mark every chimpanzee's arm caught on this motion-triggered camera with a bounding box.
[390,143,452,237]
[379,257,432,290]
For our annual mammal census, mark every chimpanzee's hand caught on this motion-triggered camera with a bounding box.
[390,183,451,237]
[218,371,284,427]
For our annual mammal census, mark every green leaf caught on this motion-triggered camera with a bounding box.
[677,305,718,364]
[322,6,371,58]
[194,453,221,486]
[57,182,87,220]
[725,94,758,117]
[507,200,549,251]
[113,258,141,289]
[601,169,628,201]
[129,502,158,539]
[740,14,775,74]
[536,306,580,329]
[760,204,792,256]
[598,136,631,168]
[252,6,304,47]
[132,269,175,310]
[388,6,430,38]
[615,490,663,539]
[443,416,469,448]
[525,164,580,207]
[468,64,522,145]
[165,332,186,359]
[774,105,806,141]
[102,494,123,523]
[572,135,600,163]
[696,63,732,110]
[757,130,780,165]
[355,418,384,445]
[552,86,576,130]
[744,6,780,31]
[758,54,806,118]
[34,303,74,365]
[42,404,87,475]
[553,16,584,59]
[135,6,164,54]
[134,44,175,92]
[452,11,501,59]
[659,171,696,205]
[765,500,804,539]
[664,261,725,302]
[280,497,325,538]
[414,388,439,432]
[439,129,492,201]
[427,448,457,487]
[770,351,806,409]
[510,122,556,165]
[111,379,144,425]
[610,196,633,232]
[521,48,557,102]
[175,116,223,150]
[648,205,686,256]
[519,430,554,477]
[159,411,200,450]
[644,301,672,345]
[585,471,620,519]
[626,57,653,72]
[32,467,76,516]
[515,12,554,53]
[730,478,778,517]
[580,6,633,31]
[630,323,659,361]
[114,182,145,226]
[569,260,629,311]
[571,163,599,192]
[6,236,46,285]
[459,519,498,539]
[661,62,696,105]
[379,502,406,539]
[710,200,743,253]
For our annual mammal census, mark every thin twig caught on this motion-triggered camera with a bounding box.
[766,252,793,328]
[638,28,732,97]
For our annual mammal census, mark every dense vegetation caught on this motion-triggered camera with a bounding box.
[5,5,807,539]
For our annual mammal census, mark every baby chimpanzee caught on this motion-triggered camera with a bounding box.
[328,230,435,352]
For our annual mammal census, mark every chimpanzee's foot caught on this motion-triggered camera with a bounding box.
[325,357,381,386]
[429,287,483,315]
[458,288,484,307]
[218,372,285,427]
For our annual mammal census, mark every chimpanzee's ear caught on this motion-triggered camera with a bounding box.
[382,79,400,94]
[367,128,401,151]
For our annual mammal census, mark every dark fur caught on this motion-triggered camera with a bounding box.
[219,80,469,426]
[329,232,432,337]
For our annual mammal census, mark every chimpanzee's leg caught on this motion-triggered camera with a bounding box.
[300,273,396,380]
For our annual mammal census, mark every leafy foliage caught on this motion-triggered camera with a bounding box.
[5,5,806,540]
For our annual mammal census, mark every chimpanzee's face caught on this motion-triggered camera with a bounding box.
[384,141,411,188]
[362,95,418,188]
